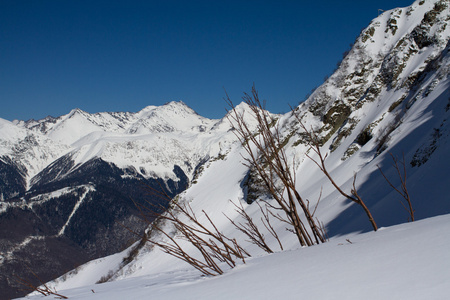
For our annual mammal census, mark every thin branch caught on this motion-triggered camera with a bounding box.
[377,153,414,221]
[293,112,378,231]
[225,200,274,253]
[13,266,68,299]
[226,85,326,246]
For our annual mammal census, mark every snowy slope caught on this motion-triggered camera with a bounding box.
[22,214,450,300]
[3,100,276,299]
[1,101,273,299]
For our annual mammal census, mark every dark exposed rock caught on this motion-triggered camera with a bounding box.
[0,156,27,200]
[0,157,188,299]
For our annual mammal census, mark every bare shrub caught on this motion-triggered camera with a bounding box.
[226,86,326,246]
[378,153,414,222]
[293,114,378,231]
[225,200,283,253]
[132,187,249,276]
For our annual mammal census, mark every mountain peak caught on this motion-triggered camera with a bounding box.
[160,101,199,116]
[138,101,198,117]
[164,100,188,107]
[67,108,88,117]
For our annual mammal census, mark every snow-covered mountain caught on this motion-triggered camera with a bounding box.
[6,0,450,299]
[11,101,249,181]
[1,100,270,299]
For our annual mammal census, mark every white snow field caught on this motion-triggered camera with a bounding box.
[22,214,450,300]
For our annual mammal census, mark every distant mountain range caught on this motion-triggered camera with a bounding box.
[3,0,450,298]
[0,100,271,299]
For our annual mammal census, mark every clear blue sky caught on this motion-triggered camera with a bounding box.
[1,0,414,121]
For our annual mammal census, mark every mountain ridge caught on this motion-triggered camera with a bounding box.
[0,99,274,299]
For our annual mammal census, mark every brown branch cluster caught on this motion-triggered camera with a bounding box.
[377,153,414,222]
[226,85,326,247]
[225,200,283,253]
[134,189,249,276]
[292,113,378,231]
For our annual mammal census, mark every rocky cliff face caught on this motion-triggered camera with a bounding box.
[243,0,450,208]
[288,0,449,161]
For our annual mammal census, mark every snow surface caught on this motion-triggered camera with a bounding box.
[20,214,450,300]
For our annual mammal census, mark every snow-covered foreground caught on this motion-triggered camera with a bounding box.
[21,214,450,300]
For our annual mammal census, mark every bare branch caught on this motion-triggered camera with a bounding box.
[377,153,414,222]
[257,201,284,251]
[133,182,249,276]
[293,111,378,231]
[13,266,68,299]
[226,86,326,246]
[225,200,274,253]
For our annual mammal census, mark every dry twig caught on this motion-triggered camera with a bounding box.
[293,115,378,231]
[226,85,326,246]
[13,265,68,299]
[377,153,414,222]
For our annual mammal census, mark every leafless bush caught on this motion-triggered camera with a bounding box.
[226,86,326,246]
[378,153,414,222]
[293,114,378,231]
[225,200,283,253]
[133,187,249,276]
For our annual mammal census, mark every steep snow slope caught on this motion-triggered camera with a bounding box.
[42,0,450,296]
